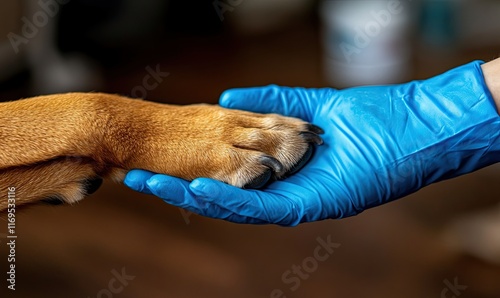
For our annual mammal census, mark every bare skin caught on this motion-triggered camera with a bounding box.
[481,57,500,114]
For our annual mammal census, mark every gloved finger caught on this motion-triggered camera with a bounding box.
[189,178,304,226]
[124,169,156,195]
[219,85,316,121]
[146,175,208,212]
[145,175,269,224]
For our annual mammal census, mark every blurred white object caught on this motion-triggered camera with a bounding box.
[443,204,500,265]
[30,54,103,94]
[320,0,414,87]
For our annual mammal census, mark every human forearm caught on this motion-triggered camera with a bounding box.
[481,58,500,114]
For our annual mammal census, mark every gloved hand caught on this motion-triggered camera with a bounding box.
[125,61,500,226]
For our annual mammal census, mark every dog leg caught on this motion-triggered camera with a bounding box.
[1,93,322,210]
[0,157,110,209]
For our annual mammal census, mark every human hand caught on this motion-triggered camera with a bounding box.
[125,61,500,225]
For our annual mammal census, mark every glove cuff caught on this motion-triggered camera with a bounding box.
[394,60,500,196]
[432,60,500,176]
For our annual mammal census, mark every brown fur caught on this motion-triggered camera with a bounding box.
[0,93,314,210]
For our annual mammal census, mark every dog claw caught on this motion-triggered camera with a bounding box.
[260,156,284,174]
[300,131,323,145]
[244,156,285,189]
[307,124,324,135]
[83,177,103,195]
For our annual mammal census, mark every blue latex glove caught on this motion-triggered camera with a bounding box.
[125,61,500,225]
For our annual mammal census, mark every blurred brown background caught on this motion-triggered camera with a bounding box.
[1,0,500,297]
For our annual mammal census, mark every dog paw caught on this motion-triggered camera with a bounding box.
[229,121,324,189]
[133,105,324,188]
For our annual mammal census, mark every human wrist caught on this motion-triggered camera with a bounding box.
[481,58,500,114]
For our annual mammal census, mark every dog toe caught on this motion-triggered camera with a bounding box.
[283,144,314,177]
